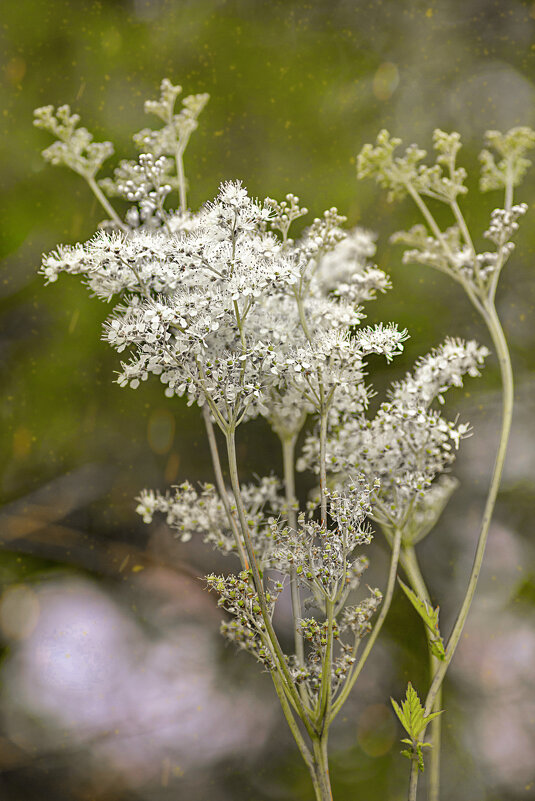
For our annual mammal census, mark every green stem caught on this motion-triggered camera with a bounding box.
[330,526,402,721]
[504,164,514,211]
[407,302,513,801]
[318,598,335,726]
[408,758,419,801]
[450,199,475,254]
[319,409,328,525]
[312,734,333,801]
[316,402,335,731]
[428,682,442,801]
[450,199,485,290]
[202,405,249,568]
[86,176,128,232]
[405,184,485,317]
[280,433,306,670]
[272,672,334,801]
[406,184,453,257]
[225,427,315,735]
[271,671,315,777]
[175,144,187,213]
[401,546,442,801]
[296,292,313,343]
[423,301,513,718]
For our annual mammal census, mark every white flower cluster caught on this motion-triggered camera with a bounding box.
[136,476,284,559]
[269,481,374,598]
[99,153,176,228]
[393,206,529,288]
[33,104,114,179]
[291,583,382,699]
[41,229,188,296]
[299,338,488,535]
[389,337,489,408]
[253,479,383,700]
[206,571,283,669]
[134,84,210,159]
[41,172,404,429]
[37,76,401,440]
[483,203,528,246]
[315,227,391,303]
[358,128,534,300]
[266,192,308,242]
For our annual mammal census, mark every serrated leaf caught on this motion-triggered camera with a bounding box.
[398,578,446,660]
[391,683,424,738]
[398,578,438,629]
[391,696,401,715]
[391,683,443,741]
[422,710,442,728]
[393,685,443,774]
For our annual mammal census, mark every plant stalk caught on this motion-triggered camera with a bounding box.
[401,545,442,801]
[330,526,402,721]
[202,405,249,568]
[312,734,333,801]
[408,758,419,801]
[319,408,328,525]
[280,433,306,670]
[409,302,513,801]
[225,427,315,734]
[87,175,129,232]
[175,144,187,213]
[423,301,513,717]
[271,671,315,776]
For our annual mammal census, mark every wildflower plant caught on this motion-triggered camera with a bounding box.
[33,79,531,800]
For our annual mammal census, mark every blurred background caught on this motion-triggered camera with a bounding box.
[1,1,535,799]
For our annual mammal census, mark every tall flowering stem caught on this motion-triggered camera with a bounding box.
[421,302,513,712]
[358,125,533,800]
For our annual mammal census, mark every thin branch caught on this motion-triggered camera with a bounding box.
[330,526,402,722]
[422,301,513,720]
[202,404,248,568]
[86,175,129,233]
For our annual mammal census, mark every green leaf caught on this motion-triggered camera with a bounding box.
[398,578,437,629]
[391,683,443,740]
[391,682,424,739]
[398,578,446,660]
[392,684,443,773]
[422,710,442,727]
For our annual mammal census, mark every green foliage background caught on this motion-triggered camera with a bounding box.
[0,2,534,800]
